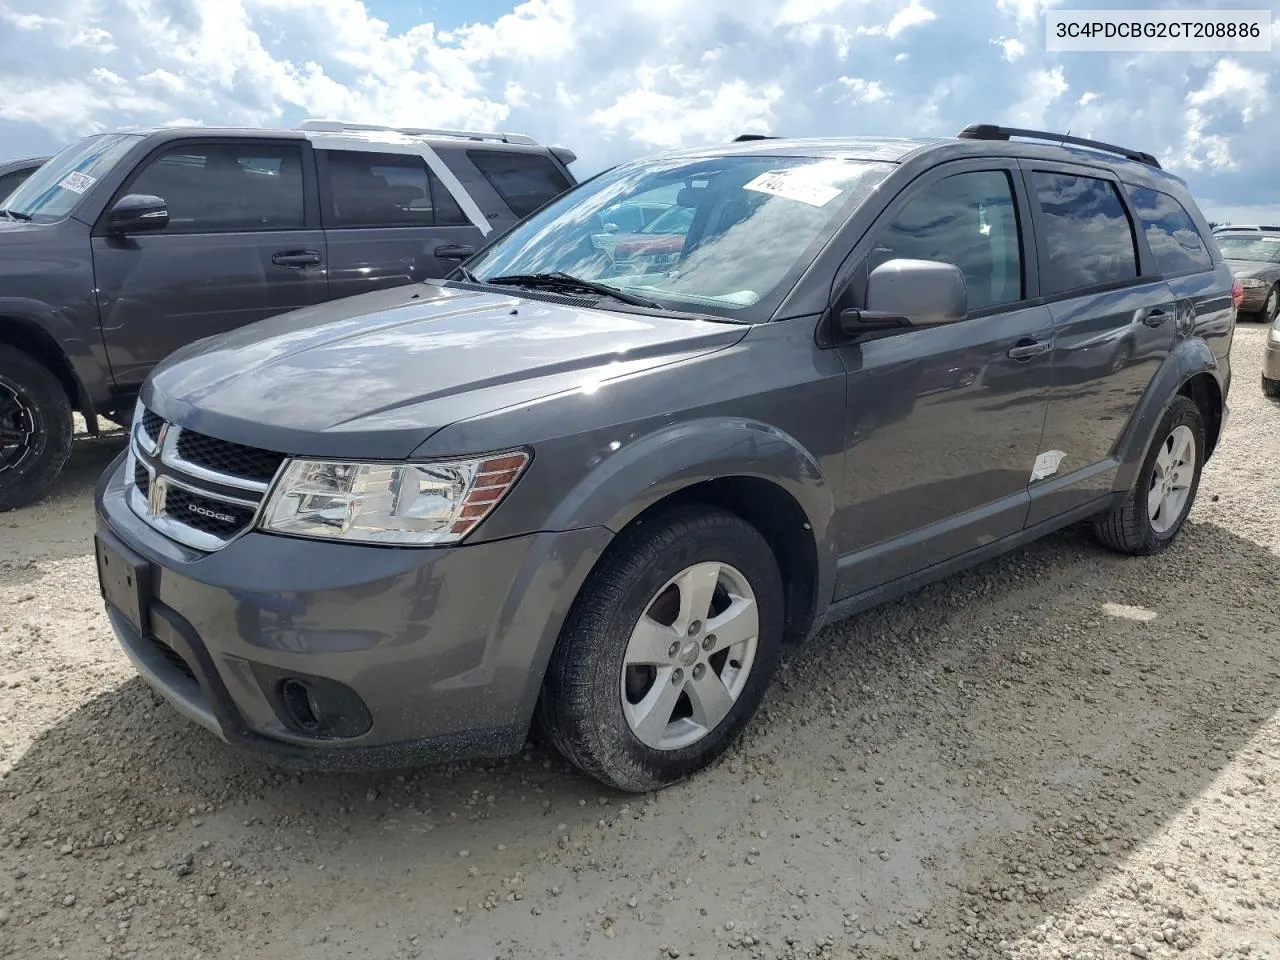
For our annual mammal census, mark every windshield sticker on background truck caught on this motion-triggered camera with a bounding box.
[744,170,842,207]
[57,171,97,194]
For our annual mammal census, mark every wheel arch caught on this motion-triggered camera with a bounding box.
[0,304,103,430]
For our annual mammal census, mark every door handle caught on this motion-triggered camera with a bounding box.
[1007,338,1053,361]
[1141,307,1170,327]
[272,250,323,268]
[434,243,476,262]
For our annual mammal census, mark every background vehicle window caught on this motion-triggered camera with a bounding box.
[1215,234,1280,263]
[129,143,304,232]
[468,150,571,218]
[1126,186,1212,275]
[323,150,467,228]
[0,169,35,204]
[1032,172,1138,294]
[869,170,1023,312]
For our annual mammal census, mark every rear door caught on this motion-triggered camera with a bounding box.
[91,137,327,390]
[318,146,485,301]
[1020,163,1178,524]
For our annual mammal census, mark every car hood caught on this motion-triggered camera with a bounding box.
[144,283,748,459]
[1225,259,1280,280]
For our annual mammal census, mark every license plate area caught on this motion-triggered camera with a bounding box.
[95,532,152,637]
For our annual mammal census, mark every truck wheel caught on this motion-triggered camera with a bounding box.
[539,505,784,792]
[1264,376,1280,399]
[0,346,73,511]
[1091,395,1204,556]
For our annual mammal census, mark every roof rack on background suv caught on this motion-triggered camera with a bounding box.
[732,134,777,142]
[956,123,1161,169]
[1214,224,1280,232]
[297,119,539,145]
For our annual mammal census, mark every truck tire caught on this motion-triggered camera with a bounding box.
[538,504,784,792]
[1091,395,1204,556]
[0,345,74,511]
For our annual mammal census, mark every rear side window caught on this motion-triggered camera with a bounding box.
[1126,186,1213,275]
[128,142,305,232]
[322,150,468,228]
[869,170,1024,311]
[1031,172,1138,295]
[0,168,35,204]
[468,150,571,218]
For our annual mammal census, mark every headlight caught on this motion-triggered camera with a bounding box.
[259,452,529,545]
[1239,277,1267,288]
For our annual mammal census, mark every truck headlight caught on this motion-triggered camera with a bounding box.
[259,452,529,545]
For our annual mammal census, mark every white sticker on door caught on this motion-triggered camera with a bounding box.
[743,170,842,208]
[1030,450,1067,482]
[57,171,97,194]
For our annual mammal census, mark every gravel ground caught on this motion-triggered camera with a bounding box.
[2,324,1278,960]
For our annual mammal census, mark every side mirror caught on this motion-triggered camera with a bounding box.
[107,194,168,234]
[840,258,967,334]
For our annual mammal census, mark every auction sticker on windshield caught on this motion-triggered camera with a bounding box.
[57,171,97,194]
[744,170,842,207]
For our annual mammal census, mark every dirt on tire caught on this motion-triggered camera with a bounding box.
[2,330,1278,960]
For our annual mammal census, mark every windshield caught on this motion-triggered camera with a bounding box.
[1217,235,1280,263]
[3,133,140,223]
[467,155,894,321]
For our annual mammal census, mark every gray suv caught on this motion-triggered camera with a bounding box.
[0,121,577,508]
[94,124,1235,792]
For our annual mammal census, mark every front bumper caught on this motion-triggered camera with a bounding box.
[94,452,612,771]
[1264,329,1280,383]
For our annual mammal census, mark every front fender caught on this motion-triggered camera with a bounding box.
[542,416,838,610]
[0,297,107,409]
[1113,336,1225,489]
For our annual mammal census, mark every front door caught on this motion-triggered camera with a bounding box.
[1019,165,1179,525]
[831,162,1054,599]
[91,138,328,391]
[317,147,486,301]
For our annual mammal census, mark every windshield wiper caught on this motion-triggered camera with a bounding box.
[0,209,31,222]
[485,271,664,309]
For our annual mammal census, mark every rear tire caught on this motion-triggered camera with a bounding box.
[1264,376,1280,399]
[0,346,73,511]
[1092,395,1204,556]
[538,505,784,792]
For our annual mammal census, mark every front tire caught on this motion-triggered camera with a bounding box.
[1092,395,1204,556]
[538,505,784,792]
[0,346,73,511]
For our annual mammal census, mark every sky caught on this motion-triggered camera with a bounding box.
[0,0,1278,222]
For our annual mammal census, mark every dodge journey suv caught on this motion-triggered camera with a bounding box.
[95,124,1234,792]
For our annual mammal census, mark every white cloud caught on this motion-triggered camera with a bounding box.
[885,0,935,38]
[1078,91,1099,106]
[1009,66,1068,128]
[836,77,892,105]
[70,27,116,52]
[994,37,1025,61]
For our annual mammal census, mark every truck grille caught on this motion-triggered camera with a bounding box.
[125,407,287,552]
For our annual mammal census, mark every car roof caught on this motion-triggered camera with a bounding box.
[634,132,1190,191]
[114,125,555,153]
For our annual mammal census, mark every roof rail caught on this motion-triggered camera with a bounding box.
[956,123,1161,169]
[297,119,538,146]
[1215,224,1280,232]
[733,134,777,142]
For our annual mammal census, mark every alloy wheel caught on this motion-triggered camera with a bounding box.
[620,561,759,751]
[1147,424,1196,534]
[0,380,36,474]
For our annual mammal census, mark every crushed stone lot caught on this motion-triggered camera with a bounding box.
[2,325,1279,960]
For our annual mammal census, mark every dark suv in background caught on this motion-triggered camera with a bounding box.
[0,121,577,508]
[95,124,1233,792]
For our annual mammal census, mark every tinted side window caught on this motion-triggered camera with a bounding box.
[869,170,1023,312]
[468,150,571,219]
[1126,186,1213,275]
[323,150,468,228]
[1031,172,1138,295]
[128,143,305,232]
[0,169,34,204]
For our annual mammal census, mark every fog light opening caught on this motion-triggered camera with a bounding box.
[280,678,322,732]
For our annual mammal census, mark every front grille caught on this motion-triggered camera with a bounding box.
[147,635,197,684]
[162,485,257,537]
[175,430,287,484]
[140,409,164,444]
[127,405,288,551]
